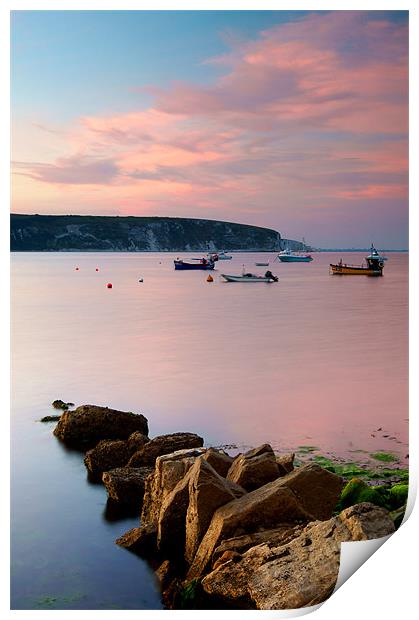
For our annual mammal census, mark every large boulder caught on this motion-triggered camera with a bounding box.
[141,447,206,527]
[185,458,246,563]
[127,431,150,453]
[53,405,149,448]
[157,468,193,558]
[187,475,313,580]
[202,448,233,478]
[128,432,204,467]
[156,457,245,562]
[202,503,395,608]
[271,462,344,521]
[211,525,305,566]
[226,444,281,491]
[84,440,131,477]
[102,466,153,508]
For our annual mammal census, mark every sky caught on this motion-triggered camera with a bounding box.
[11,10,408,248]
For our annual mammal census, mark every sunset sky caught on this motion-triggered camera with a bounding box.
[11,10,408,248]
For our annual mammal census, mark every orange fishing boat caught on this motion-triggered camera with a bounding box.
[330,246,384,276]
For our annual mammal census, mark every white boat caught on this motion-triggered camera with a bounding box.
[221,269,278,283]
[277,248,313,262]
[209,250,232,260]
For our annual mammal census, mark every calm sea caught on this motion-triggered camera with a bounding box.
[11,251,408,609]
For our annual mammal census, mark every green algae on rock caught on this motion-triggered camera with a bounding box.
[370,452,399,463]
[388,483,409,509]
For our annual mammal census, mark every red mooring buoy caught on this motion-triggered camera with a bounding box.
[107,283,113,289]
[75,267,79,271]
[95,268,99,272]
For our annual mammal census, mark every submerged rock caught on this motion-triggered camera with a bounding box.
[84,440,131,477]
[116,524,157,556]
[226,444,281,491]
[202,503,395,609]
[53,404,149,448]
[102,466,153,508]
[128,432,204,467]
[40,415,62,422]
[52,399,74,410]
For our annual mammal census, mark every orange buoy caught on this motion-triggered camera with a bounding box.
[107,283,113,289]
[207,274,213,282]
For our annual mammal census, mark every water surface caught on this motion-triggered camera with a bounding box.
[11,251,408,609]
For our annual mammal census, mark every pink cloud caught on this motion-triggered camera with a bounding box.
[13,155,119,185]
[12,12,408,247]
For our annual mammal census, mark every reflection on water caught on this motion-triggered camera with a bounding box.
[11,251,408,609]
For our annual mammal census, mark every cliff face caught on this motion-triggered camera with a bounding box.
[10,214,288,252]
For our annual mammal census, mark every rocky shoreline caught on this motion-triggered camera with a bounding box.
[47,403,407,610]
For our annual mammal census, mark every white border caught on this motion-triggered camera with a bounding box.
[2,2,416,619]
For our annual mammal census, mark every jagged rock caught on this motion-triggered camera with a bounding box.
[279,463,345,520]
[338,502,396,540]
[202,448,233,477]
[157,467,192,558]
[155,560,173,590]
[40,415,61,422]
[211,525,304,566]
[84,440,131,477]
[116,524,157,556]
[272,462,344,520]
[185,459,246,563]
[157,457,245,561]
[141,448,206,527]
[187,476,313,580]
[201,503,395,609]
[276,453,295,475]
[202,543,269,604]
[127,431,150,453]
[226,444,280,491]
[53,404,149,448]
[102,466,153,508]
[128,432,204,467]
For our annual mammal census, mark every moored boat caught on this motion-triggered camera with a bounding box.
[221,269,278,283]
[174,258,215,270]
[330,253,384,276]
[366,244,388,261]
[277,248,313,262]
[208,250,232,260]
[255,262,269,266]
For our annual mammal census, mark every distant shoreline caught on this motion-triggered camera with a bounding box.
[10,249,409,253]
